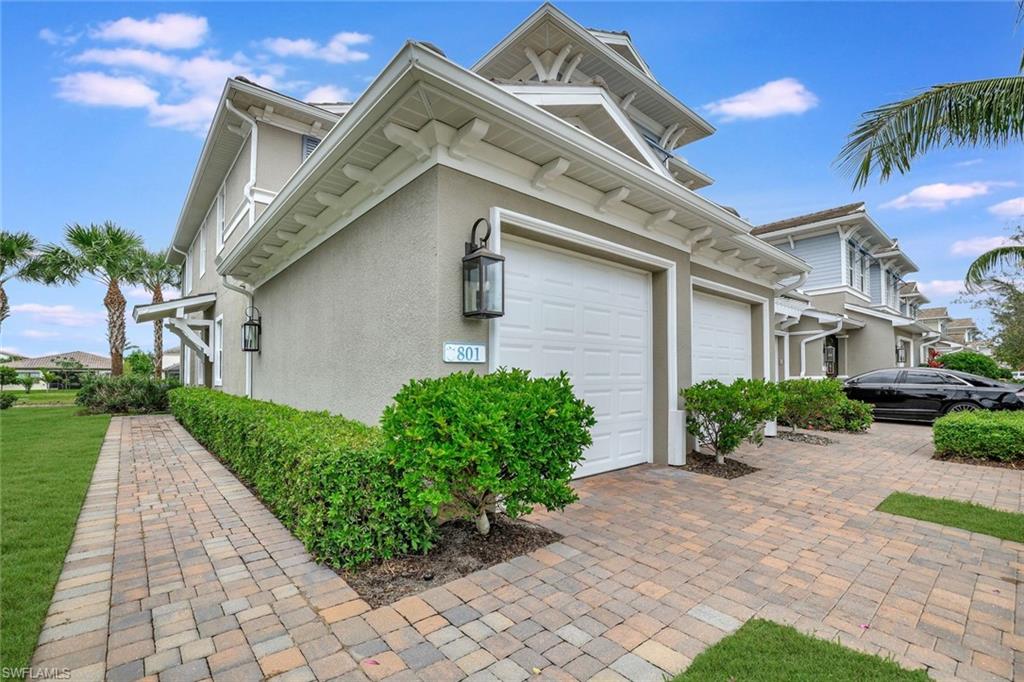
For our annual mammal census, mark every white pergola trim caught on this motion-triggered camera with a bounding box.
[132,293,216,323]
[166,318,213,361]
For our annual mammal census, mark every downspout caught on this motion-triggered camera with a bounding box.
[775,271,807,296]
[918,331,940,366]
[222,275,255,398]
[224,99,258,225]
[800,319,843,377]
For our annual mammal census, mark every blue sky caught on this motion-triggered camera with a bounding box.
[2,1,1021,357]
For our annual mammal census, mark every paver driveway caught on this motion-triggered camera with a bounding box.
[31,416,1023,681]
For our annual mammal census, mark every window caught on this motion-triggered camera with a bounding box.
[846,243,855,287]
[847,241,868,293]
[213,315,223,386]
[184,243,194,293]
[853,369,901,384]
[902,370,957,385]
[198,224,206,278]
[215,187,225,251]
[302,135,320,161]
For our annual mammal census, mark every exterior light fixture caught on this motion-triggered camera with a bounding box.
[462,217,505,319]
[241,306,262,352]
[895,344,907,365]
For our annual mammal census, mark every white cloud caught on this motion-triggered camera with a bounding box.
[92,13,209,50]
[304,84,353,103]
[10,304,106,328]
[262,31,371,64]
[988,197,1024,218]
[881,181,1014,211]
[950,235,1013,256]
[918,280,965,297]
[703,78,818,121]
[21,330,61,339]
[954,159,983,167]
[73,47,178,74]
[55,71,159,108]
[39,28,79,47]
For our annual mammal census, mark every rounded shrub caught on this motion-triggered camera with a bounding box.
[777,378,873,433]
[381,369,596,536]
[935,351,1002,380]
[682,378,783,463]
[933,410,1024,462]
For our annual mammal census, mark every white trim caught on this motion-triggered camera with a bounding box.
[198,222,207,278]
[183,346,191,385]
[488,206,683,467]
[804,284,871,303]
[690,276,771,385]
[213,314,224,386]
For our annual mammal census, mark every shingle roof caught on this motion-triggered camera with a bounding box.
[752,202,865,236]
[917,307,950,320]
[5,351,111,370]
[899,282,919,295]
[946,318,977,329]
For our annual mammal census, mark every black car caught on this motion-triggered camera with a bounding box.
[844,367,1024,422]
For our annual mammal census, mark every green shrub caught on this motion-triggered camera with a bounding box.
[76,374,179,414]
[935,351,1002,379]
[682,378,783,463]
[933,410,1024,462]
[169,388,433,567]
[381,369,596,536]
[0,393,18,409]
[19,376,34,393]
[777,379,873,433]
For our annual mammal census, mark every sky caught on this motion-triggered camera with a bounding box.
[2,1,1022,358]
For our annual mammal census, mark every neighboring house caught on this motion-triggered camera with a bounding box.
[163,345,182,379]
[917,307,964,359]
[135,3,808,476]
[5,351,112,387]
[919,311,992,358]
[752,202,934,379]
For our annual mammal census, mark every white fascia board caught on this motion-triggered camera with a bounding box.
[169,79,340,259]
[845,302,914,326]
[219,42,806,277]
[756,215,863,242]
[471,3,714,139]
[588,30,654,78]
[133,293,216,323]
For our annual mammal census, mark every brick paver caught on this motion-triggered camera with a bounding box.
[32,416,1023,680]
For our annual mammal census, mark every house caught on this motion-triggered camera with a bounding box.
[135,3,809,476]
[918,310,991,358]
[752,202,934,379]
[5,351,112,387]
[162,345,182,379]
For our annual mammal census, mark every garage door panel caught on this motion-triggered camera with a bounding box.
[692,291,752,384]
[499,238,652,478]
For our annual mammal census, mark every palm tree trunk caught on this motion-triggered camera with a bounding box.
[104,279,127,376]
[151,285,164,379]
[0,284,8,330]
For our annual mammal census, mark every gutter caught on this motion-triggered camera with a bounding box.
[798,319,843,377]
[221,275,255,398]
[224,99,259,226]
[775,272,807,296]
[918,331,941,362]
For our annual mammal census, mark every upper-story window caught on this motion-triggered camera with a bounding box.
[198,223,206,278]
[184,242,194,294]
[887,272,900,308]
[302,135,321,161]
[847,241,868,293]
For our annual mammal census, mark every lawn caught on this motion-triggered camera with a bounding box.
[673,619,928,681]
[877,492,1024,543]
[0,389,78,406]
[0,407,111,672]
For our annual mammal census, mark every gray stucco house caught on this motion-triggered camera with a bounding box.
[135,3,811,476]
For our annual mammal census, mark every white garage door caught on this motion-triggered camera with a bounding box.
[692,291,752,383]
[497,238,651,478]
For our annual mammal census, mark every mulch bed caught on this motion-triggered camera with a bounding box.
[340,515,562,607]
[932,453,1022,470]
[681,452,760,479]
[776,431,835,446]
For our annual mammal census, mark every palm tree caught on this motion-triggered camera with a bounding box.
[836,8,1024,188]
[33,222,144,375]
[965,228,1024,291]
[134,249,181,379]
[0,230,41,329]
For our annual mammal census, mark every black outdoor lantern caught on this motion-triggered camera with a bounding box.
[895,344,907,365]
[241,306,262,352]
[462,217,505,319]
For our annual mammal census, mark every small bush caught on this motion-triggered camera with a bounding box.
[778,379,873,433]
[0,393,18,409]
[682,379,783,463]
[76,374,179,414]
[381,369,596,536]
[933,410,1024,462]
[169,388,433,568]
[935,351,1002,380]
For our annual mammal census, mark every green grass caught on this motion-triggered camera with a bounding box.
[0,407,111,671]
[877,492,1024,543]
[673,619,928,681]
[0,389,78,406]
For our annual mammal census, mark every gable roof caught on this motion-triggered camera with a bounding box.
[947,317,978,329]
[6,351,111,370]
[751,202,865,236]
[917,307,950,320]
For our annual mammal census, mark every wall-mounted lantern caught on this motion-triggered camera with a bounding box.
[895,344,907,365]
[241,306,262,352]
[462,217,505,319]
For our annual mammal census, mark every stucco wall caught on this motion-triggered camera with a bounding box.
[257,123,305,194]
[845,314,898,376]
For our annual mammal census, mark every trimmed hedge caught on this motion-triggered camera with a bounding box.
[934,351,1002,380]
[933,410,1024,463]
[168,389,433,568]
[777,379,873,433]
[682,379,782,462]
[381,369,595,535]
[76,374,178,414]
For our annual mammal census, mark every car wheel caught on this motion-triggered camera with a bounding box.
[944,401,978,414]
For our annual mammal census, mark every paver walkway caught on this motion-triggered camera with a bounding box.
[32,416,1023,681]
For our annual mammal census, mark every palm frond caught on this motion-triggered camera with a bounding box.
[0,230,38,280]
[29,245,84,285]
[965,245,1024,291]
[62,221,145,283]
[134,248,182,290]
[836,76,1024,188]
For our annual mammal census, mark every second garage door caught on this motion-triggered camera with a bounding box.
[497,238,652,478]
[692,291,752,383]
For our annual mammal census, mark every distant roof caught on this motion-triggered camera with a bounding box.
[165,345,181,354]
[587,26,631,37]
[917,307,950,320]
[752,202,865,236]
[947,318,977,329]
[6,351,111,370]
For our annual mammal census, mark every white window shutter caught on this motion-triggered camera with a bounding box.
[302,135,320,161]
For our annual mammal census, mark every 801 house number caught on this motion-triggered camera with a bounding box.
[443,343,487,364]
